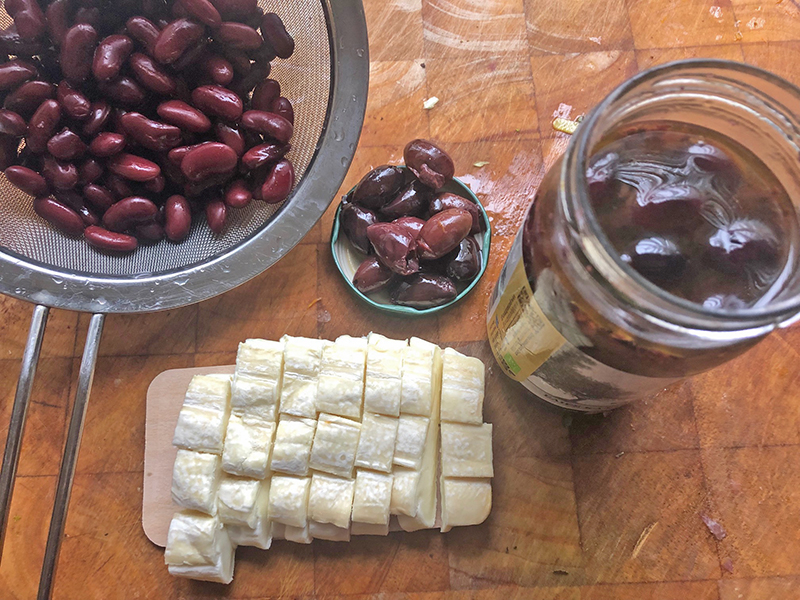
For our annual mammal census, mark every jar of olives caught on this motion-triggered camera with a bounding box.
[488,60,800,412]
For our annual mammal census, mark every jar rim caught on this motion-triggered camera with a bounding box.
[568,58,800,329]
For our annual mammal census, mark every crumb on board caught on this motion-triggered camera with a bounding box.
[553,570,569,576]
[631,521,658,559]
[307,298,322,309]
[423,96,439,109]
[552,117,581,135]
[473,161,489,168]
[700,514,727,540]
[615,451,625,458]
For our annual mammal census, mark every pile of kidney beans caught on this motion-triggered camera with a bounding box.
[340,140,485,309]
[0,0,296,253]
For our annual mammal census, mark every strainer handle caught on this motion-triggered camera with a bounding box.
[0,304,50,563]
[38,313,105,600]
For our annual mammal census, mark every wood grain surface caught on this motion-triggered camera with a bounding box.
[1,0,800,598]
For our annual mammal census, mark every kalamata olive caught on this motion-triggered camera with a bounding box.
[380,180,432,219]
[403,139,455,189]
[621,236,687,283]
[429,192,482,234]
[366,222,419,276]
[339,202,377,254]
[351,165,405,209]
[391,273,457,308]
[416,208,472,260]
[443,236,481,281]
[353,256,393,294]
[705,219,780,271]
[392,216,425,240]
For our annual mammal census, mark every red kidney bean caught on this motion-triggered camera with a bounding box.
[270,97,294,125]
[45,0,72,46]
[244,5,265,29]
[213,121,245,156]
[160,157,186,185]
[107,153,161,182]
[339,202,378,254]
[0,135,18,170]
[0,24,42,57]
[42,156,78,189]
[27,99,61,154]
[98,76,147,107]
[392,216,426,240]
[102,196,159,231]
[352,165,405,209]
[81,100,110,136]
[0,59,37,91]
[260,13,294,59]
[157,100,211,133]
[224,178,251,208]
[73,6,100,28]
[83,183,115,211]
[47,128,87,161]
[241,110,293,144]
[76,202,99,226]
[0,109,27,137]
[4,80,55,118]
[251,79,280,112]
[220,46,250,75]
[89,132,126,157]
[416,208,472,260]
[84,225,138,252]
[5,165,48,196]
[167,141,215,166]
[181,142,237,182]
[126,16,161,55]
[52,187,84,211]
[153,18,205,65]
[381,180,432,219]
[184,171,232,197]
[227,60,269,99]
[8,0,47,41]
[179,0,221,27]
[60,24,98,84]
[366,222,419,276]
[34,196,85,236]
[429,191,482,234]
[353,257,394,294]
[104,172,135,198]
[165,194,191,241]
[56,80,91,120]
[143,174,166,193]
[191,85,242,121]
[216,22,262,50]
[205,199,226,234]
[77,157,103,185]
[128,52,177,95]
[241,142,289,170]
[136,221,165,243]
[404,139,455,190]
[391,273,457,309]
[120,112,182,151]
[171,36,209,71]
[92,34,134,81]
[209,0,258,20]
[201,54,234,86]
[260,158,294,204]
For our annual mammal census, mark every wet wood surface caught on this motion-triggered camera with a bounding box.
[1,0,800,598]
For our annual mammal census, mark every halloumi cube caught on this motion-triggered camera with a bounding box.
[236,338,285,380]
[268,475,311,528]
[393,414,429,470]
[399,338,441,417]
[351,521,390,536]
[270,415,317,476]
[351,470,392,526]
[440,347,485,425]
[354,412,398,473]
[226,477,271,549]
[309,413,361,478]
[440,477,492,532]
[390,467,420,517]
[280,336,326,418]
[284,523,312,544]
[315,336,367,419]
[165,511,235,584]
[217,475,261,527]
[230,374,280,423]
[308,473,356,529]
[173,375,232,455]
[309,520,350,542]
[440,422,493,478]
[363,333,406,417]
[221,415,275,479]
[171,450,221,515]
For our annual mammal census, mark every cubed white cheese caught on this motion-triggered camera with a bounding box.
[270,415,317,476]
[309,520,351,542]
[393,414,429,470]
[440,422,493,478]
[351,470,393,526]
[268,475,311,528]
[307,473,356,529]
[308,413,361,479]
[315,336,367,419]
[280,336,326,418]
[363,333,406,417]
[236,338,284,379]
[283,523,312,544]
[221,415,275,479]
[440,347,485,425]
[440,477,492,532]
[354,412,398,473]
[230,374,280,423]
[171,450,222,515]
[217,475,262,528]
[165,511,235,584]
[226,478,271,549]
[390,467,420,517]
[399,338,441,417]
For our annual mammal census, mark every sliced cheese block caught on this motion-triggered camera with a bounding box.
[172,450,222,515]
[183,374,232,412]
[439,477,492,532]
[350,521,390,536]
[173,374,232,454]
[221,415,275,479]
[236,339,284,380]
[227,478,271,549]
[354,412,398,473]
[315,336,367,420]
[284,523,312,544]
[440,422,493,478]
[389,467,421,517]
[308,413,361,478]
[230,374,280,423]
[217,475,262,528]
[440,347,484,425]
[270,415,317,476]
[307,473,356,529]
[351,470,392,526]
[165,511,235,584]
[268,475,311,528]
[393,414,429,470]
[363,333,407,417]
[399,337,441,417]
[280,336,325,418]
[309,520,351,542]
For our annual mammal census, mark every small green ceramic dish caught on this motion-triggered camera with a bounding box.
[330,171,491,315]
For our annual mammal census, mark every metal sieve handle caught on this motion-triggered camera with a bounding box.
[37,314,105,600]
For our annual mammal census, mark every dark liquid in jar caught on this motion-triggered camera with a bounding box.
[587,122,797,308]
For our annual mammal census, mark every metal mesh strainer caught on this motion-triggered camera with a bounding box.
[0,1,368,596]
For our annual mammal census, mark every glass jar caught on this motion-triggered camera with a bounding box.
[487,60,800,412]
